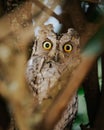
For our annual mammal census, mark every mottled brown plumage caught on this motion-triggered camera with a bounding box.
[26,24,81,130]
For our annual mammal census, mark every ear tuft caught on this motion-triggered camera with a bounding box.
[68,28,80,44]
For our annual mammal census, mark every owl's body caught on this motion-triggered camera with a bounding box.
[26,25,81,130]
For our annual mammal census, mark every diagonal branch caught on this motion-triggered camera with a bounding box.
[31,0,62,23]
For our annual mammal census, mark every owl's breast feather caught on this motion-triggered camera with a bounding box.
[36,61,61,104]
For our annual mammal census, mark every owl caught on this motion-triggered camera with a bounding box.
[26,24,81,130]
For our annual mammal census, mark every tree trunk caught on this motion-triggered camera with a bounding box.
[93,53,104,130]
[83,61,101,127]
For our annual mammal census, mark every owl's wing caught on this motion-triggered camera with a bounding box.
[26,56,45,94]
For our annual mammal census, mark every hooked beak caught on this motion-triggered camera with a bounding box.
[50,51,65,62]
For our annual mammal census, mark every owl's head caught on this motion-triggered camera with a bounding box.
[32,24,80,65]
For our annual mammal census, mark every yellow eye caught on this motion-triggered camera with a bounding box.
[63,43,73,53]
[43,41,52,50]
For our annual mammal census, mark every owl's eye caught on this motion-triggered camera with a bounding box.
[63,43,73,53]
[42,41,53,50]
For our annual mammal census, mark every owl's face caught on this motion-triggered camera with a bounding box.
[32,25,80,65]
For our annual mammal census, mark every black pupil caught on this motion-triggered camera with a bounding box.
[66,45,70,50]
[45,43,50,48]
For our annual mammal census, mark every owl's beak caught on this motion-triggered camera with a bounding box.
[53,52,65,62]
[52,53,59,62]
[48,50,64,62]
[48,51,59,62]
